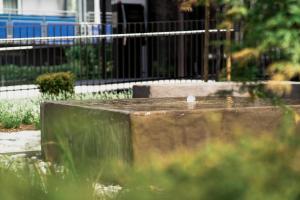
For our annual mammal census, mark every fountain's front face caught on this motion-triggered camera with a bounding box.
[41,97,300,166]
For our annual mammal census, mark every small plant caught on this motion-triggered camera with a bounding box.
[22,110,35,125]
[0,111,23,129]
[36,72,75,97]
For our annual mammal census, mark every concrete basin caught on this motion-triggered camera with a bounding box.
[41,97,300,166]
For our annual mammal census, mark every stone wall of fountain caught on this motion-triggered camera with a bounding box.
[41,97,300,167]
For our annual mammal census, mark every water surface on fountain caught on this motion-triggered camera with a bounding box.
[60,97,300,112]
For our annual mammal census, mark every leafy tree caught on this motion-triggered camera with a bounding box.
[183,0,300,84]
[228,0,300,81]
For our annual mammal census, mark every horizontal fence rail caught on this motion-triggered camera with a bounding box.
[0,29,234,42]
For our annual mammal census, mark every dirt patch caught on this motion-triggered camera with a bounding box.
[0,124,37,133]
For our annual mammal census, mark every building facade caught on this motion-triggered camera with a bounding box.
[0,0,75,16]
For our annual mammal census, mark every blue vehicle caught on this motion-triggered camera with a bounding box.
[0,13,112,41]
[0,13,76,39]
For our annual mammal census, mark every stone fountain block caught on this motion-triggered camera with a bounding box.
[41,98,300,166]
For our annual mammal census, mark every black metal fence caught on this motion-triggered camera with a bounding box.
[0,20,241,96]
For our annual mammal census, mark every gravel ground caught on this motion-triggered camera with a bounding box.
[0,130,41,154]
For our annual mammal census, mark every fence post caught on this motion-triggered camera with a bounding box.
[101,0,106,79]
[178,12,185,78]
[203,1,210,82]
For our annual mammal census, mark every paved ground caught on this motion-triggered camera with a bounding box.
[0,79,210,99]
[0,131,41,154]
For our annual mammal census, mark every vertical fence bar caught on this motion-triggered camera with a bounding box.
[134,23,137,79]
[101,0,107,80]
[128,24,131,80]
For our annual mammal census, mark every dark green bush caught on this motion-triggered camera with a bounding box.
[36,72,75,96]
[65,45,99,79]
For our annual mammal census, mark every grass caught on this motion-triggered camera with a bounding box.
[0,154,122,200]
[0,90,132,130]
[0,100,39,129]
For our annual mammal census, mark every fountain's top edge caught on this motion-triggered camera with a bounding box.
[54,97,300,113]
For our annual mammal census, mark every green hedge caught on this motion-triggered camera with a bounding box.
[36,72,75,96]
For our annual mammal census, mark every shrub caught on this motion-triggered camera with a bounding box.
[36,72,75,96]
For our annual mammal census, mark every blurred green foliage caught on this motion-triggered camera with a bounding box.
[219,63,260,81]
[114,104,300,200]
[0,155,94,200]
[118,136,300,200]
